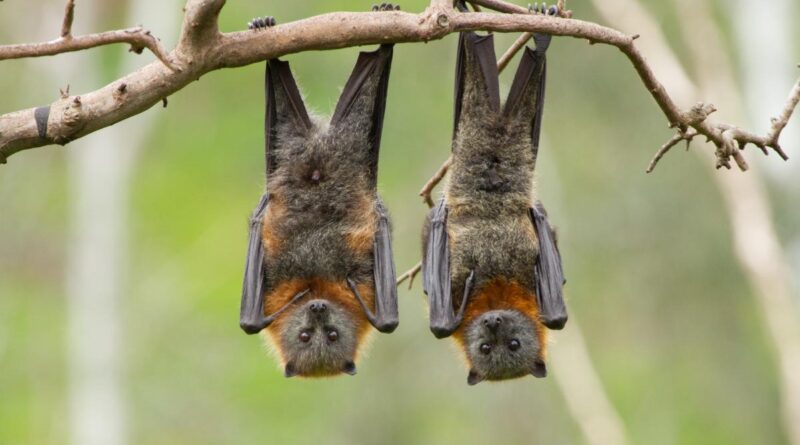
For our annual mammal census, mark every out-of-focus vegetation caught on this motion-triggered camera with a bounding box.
[1,1,798,444]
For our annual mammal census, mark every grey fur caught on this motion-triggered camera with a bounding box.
[265,117,377,287]
[257,46,395,375]
[279,299,360,376]
[422,32,553,382]
[265,68,385,289]
[464,310,545,383]
[445,37,540,301]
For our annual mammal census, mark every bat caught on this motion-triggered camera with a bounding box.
[239,11,399,378]
[422,29,567,385]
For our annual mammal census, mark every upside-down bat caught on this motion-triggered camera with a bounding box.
[239,10,399,378]
[422,29,567,385]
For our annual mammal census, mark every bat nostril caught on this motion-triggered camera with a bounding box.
[309,301,327,313]
[484,315,503,332]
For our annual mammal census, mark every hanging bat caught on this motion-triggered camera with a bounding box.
[422,29,567,385]
[240,9,399,378]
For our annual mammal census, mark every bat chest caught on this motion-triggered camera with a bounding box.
[448,212,537,290]
[262,202,376,289]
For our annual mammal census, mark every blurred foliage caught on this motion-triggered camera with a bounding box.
[0,0,798,444]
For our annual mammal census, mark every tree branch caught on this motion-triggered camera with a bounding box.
[61,0,75,38]
[0,27,176,69]
[0,0,797,168]
[0,0,175,70]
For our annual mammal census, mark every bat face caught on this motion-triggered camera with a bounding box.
[275,298,361,377]
[462,309,547,385]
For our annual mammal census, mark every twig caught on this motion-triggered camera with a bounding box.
[396,262,422,288]
[61,0,75,38]
[0,27,176,70]
[420,156,453,207]
[647,129,696,173]
[497,32,533,71]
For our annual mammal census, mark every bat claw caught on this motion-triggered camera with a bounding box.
[527,2,561,16]
[247,16,276,30]
[372,3,400,11]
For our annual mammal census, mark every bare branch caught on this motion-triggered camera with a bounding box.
[646,129,696,173]
[61,0,75,38]
[420,156,453,207]
[396,262,422,288]
[497,32,532,71]
[0,2,796,167]
[0,27,176,69]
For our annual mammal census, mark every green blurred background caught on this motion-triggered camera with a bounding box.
[1,1,799,444]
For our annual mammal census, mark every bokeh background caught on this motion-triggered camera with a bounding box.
[1,1,799,444]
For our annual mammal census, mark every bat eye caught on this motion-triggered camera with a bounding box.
[327,330,339,342]
[480,343,492,355]
[299,331,311,343]
[508,339,521,351]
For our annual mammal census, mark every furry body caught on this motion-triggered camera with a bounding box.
[239,42,398,378]
[422,31,561,384]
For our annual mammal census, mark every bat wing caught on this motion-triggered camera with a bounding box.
[503,33,551,162]
[331,44,394,188]
[264,58,312,176]
[239,193,271,334]
[452,31,501,140]
[423,199,475,338]
[529,202,567,330]
[240,197,310,335]
[240,58,312,334]
[350,198,399,333]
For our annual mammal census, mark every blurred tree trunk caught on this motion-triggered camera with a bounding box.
[550,318,632,445]
[591,0,800,443]
[56,1,179,444]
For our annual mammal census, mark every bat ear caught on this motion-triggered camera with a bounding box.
[343,361,357,376]
[330,45,394,183]
[265,59,312,174]
[453,32,500,138]
[503,34,551,156]
[531,360,548,378]
[284,361,299,378]
[467,369,485,386]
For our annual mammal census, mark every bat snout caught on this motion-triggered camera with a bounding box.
[304,299,331,321]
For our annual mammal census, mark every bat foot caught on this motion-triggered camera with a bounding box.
[527,2,560,16]
[371,3,401,11]
[248,16,276,30]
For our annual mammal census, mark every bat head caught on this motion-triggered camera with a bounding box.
[277,298,360,378]
[462,309,547,385]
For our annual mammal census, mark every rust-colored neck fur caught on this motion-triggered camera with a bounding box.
[263,278,375,363]
[452,278,547,359]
